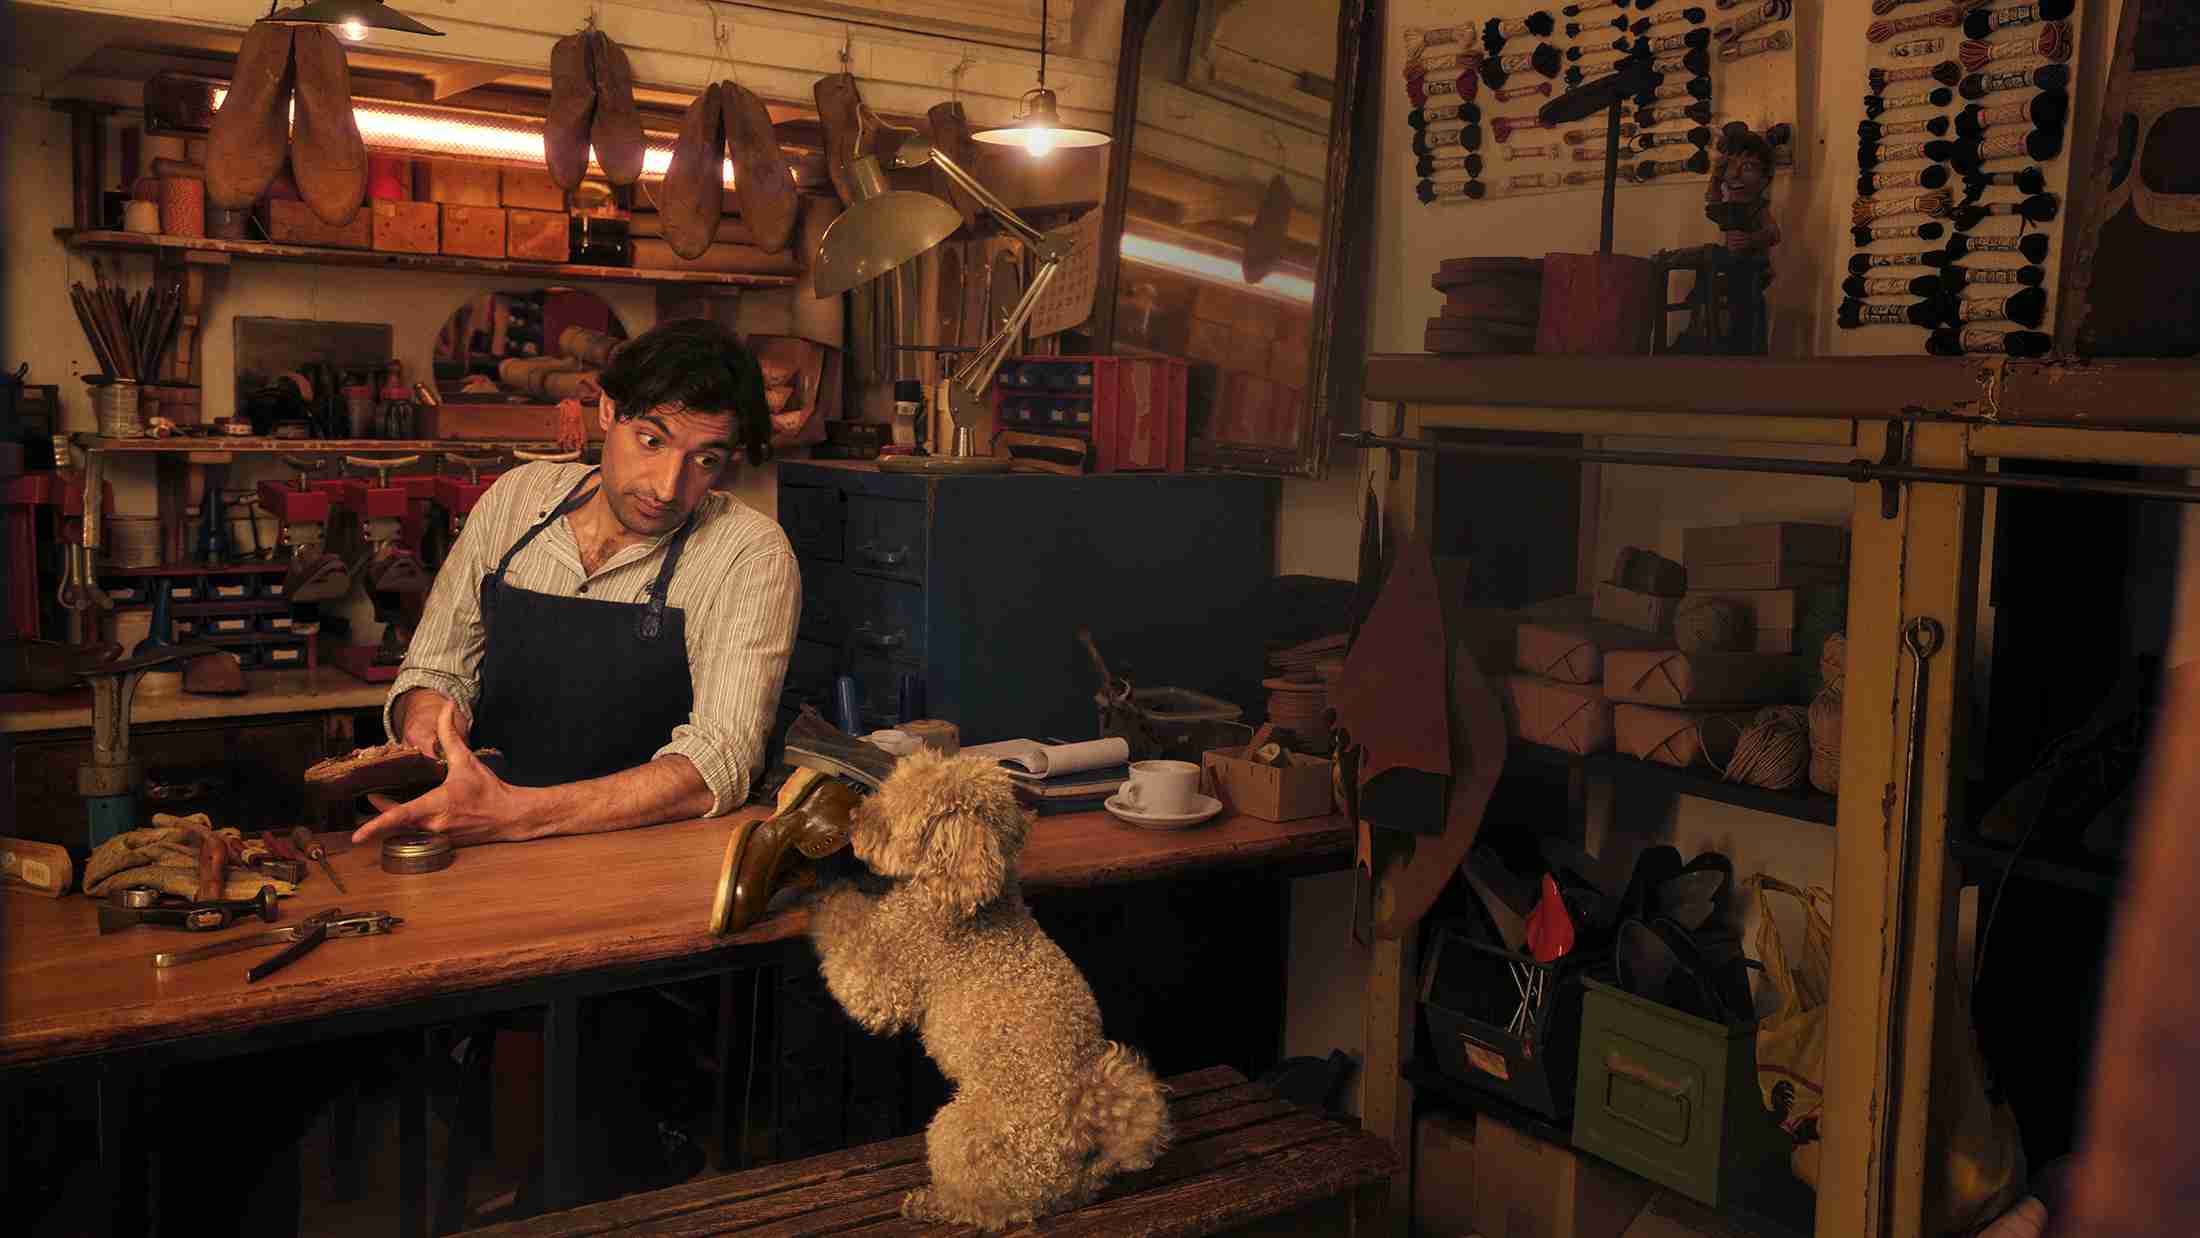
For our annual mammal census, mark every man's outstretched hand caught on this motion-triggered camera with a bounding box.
[353,702,535,848]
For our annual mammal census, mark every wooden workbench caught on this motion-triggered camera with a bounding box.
[0,668,387,735]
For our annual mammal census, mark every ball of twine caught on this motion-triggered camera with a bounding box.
[1675,597,1752,653]
[1807,685,1842,795]
[1820,631,1847,694]
[1724,705,1811,790]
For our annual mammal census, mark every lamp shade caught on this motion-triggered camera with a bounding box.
[970,89,1110,158]
[270,0,444,37]
[811,154,963,298]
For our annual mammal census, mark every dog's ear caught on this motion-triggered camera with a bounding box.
[900,753,1030,917]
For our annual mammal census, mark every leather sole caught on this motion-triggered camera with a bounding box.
[724,82,796,254]
[588,31,646,186]
[207,22,294,209]
[544,32,595,189]
[660,83,725,260]
[813,73,865,206]
[289,26,368,226]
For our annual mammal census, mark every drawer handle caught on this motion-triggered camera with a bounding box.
[854,626,907,651]
[1603,1051,1693,1145]
[857,542,909,568]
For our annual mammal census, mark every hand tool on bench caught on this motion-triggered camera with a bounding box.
[98,884,280,934]
[251,831,309,885]
[75,642,222,849]
[289,826,348,893]
[152,907,402,980]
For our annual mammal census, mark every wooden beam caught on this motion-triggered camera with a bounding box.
[425,63,511,101]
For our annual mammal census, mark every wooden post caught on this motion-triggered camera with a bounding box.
[1360,927,1418,1237]
[1818,420,1981,1238]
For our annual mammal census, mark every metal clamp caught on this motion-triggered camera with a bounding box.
[512,448,581,464]
[344,455,422,489]
[280,455,328,489]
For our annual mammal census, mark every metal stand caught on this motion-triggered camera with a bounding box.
[77,642,218,847]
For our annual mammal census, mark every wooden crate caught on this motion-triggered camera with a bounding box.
[506,209,570,262]
[370,200,439,253]
[441,205,506,258]
[500,166,567,211]
[417,159,501,206]
[260,198,370,249]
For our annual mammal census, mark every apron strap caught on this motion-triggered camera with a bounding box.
[637,515,703,641]
[482,470,599,625]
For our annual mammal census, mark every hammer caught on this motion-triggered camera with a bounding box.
[164,815,230,903]
[97,885,279,934]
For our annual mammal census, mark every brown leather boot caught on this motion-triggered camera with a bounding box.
[660,83,725,260]
[544,31,595,189]
[288,26,367,226]
[284,551,351,603]
[207,21,294,210]
[723,82,796,254]
[926,101,981,228]
[709,768,857,935]
[813,73,865,206]
[587,31,645,186]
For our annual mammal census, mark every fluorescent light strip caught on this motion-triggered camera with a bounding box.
[1119,232,1316,305]
[214,88,743,187]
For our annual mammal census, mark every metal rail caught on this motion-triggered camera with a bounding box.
[1334,430,2200,504]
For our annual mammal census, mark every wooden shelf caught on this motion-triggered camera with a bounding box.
[1509,742,1838,827]
[58,229,797,289]
[73,434,590,455]
[1363,352,2200,430]
[1404,1060,1814,1238]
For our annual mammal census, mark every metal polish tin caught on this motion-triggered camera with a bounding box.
[380,833,455,875]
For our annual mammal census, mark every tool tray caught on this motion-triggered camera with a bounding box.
[1420,916,1611,1119]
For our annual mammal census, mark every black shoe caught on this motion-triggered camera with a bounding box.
[783,706,898,791]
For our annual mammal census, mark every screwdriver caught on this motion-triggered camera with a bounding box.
[290,826,348,894]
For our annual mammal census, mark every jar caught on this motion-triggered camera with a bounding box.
[87,378,143,437]
[159,176,205,237]
[123,199,161,234]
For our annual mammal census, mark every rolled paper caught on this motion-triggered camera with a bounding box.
[1849,247,1954,273]
[1641,75,1716,102]
[1633,27,1713,54]
[1411,102,1483,128]
[1507,142,1565,160]
[1891,36,1948,57]
[1563,122,1639,145]
[1864,86,1954,118]
[1490,112,1552,142]
[1949,128,2063,174]
[1858,137,1954,168]
[1853,220,1948,245]
[1562,0,1624,13]
[1633,150,1712,180]
[1940,263,2046,288]
[1956,285,2048,327]
[1408,73,1479,104]
[1416,153,1486,177]
[1573,145,1611,161]
[1870,60,1964,91]
[1959,21,2072,71]
[1494,80,1555,102]
[1964,0,2076,39]
[1720,29,1793,61]
[1836,298,1934,328]
[1407,50,1482,77]
[1633,6,1711,35]
[1859,165,1951,195]
[1416,178,1488,204]
[1636,125,1713,150]
[1955,91,2068,138]
[1413,123,1485,155]
[1859,115,1952,141]
[1925,327,2053,356]
[1718,0,1792,42]
[1638,101,1714,126]
[1649,48,1713,76]
[1958,164,2048,204]
[1943,229,2046,261]
[1404,25,1473,49]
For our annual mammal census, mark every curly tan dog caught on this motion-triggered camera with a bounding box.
[808,750,1170,1230]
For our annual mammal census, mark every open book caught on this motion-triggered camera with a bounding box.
[962,736,1131,781]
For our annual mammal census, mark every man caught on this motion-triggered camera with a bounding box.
[355,317,799,847]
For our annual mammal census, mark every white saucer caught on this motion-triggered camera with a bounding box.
[1104,792,1224,830]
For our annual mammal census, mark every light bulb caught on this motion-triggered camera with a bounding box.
[1022,125,1057,158]
[340,18,368,41]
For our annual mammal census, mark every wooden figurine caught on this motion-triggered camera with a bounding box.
[1700,121,1782,353]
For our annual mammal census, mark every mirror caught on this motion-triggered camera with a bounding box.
[1096,0,1381,477]
[431,287,629,411]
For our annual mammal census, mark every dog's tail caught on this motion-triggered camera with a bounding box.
[1074,1041,1171,1177]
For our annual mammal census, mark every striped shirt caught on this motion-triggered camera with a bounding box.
[384,461,800,816]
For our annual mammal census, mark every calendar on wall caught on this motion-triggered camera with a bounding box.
[1029,209,1104,339]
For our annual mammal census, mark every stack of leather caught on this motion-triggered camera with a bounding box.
[1426,257,1542,355]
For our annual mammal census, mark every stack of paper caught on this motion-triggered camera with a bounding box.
[964,737,1132,815]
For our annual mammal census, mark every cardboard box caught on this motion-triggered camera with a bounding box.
[1201,749,1332,821]
[1505,674,1614,754]
[260,198,370,249]
[500,166,568,211]
[1473,1112,1650,1238]
[1414,1111,1477,1238]
[1604,650,1801,707]
[1682,521,1847,569]
[506,208,570,262]
[441,204,506,258]
[1687,560,1846,591]
[1516,621,1673,686]
[1613,703,1756,769]
[1592,582,1679,636]
[370,200,439,253]
[418,158,502,206]
[1682,588,1807,654]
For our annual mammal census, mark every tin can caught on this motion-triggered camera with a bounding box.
[381,832,455,875]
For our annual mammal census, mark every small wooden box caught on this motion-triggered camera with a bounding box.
[1201,748,1332,821]
[441,205,506,258]
[370,200,439,253]
[500,166,568,211]
[418,159,502,206]
[261,198,370,249]
[506,209,570,261]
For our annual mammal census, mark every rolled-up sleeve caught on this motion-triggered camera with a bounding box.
[382,472,523,740]
[658,543,801,815]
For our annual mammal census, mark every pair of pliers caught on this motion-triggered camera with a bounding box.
[150,908,404,981]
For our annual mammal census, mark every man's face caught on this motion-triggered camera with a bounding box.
[1722,154,1767,203]
[596,398,735,536]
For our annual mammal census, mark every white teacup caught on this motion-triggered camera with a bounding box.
[1119,759,1201,816]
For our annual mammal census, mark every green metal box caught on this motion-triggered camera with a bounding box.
[1571,977,1782,1208]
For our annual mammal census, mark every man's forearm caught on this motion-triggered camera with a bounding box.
[517,754,718,838]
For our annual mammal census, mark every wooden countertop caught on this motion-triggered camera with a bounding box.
[0,669,387,734]
[0,808,1351,1068]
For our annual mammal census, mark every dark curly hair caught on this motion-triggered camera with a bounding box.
[596,317,772,466]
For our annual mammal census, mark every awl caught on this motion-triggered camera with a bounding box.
[290,827,348,893]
